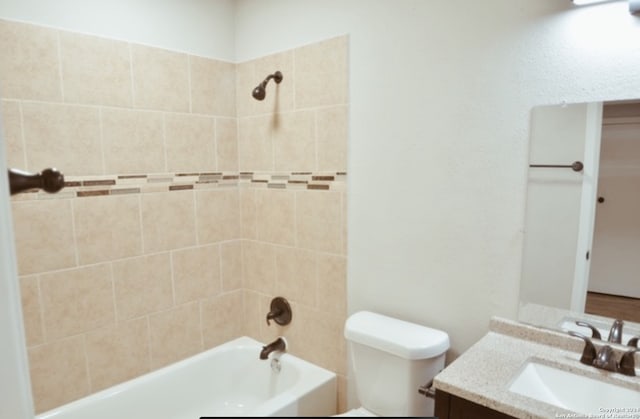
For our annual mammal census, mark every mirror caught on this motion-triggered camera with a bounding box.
[518,99,640,345]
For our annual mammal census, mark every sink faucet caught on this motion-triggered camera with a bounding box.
[260,337,286,360]
[593,345,618,372]
[607,319,624,344]
[569,331,639,376]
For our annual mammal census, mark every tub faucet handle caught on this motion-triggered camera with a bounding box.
[265,297,292,326]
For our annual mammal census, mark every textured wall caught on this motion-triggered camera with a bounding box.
[235,0,640,370]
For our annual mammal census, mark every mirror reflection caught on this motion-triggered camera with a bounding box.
[519,99,640,345]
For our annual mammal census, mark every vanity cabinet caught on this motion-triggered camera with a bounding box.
[434,390,516,419]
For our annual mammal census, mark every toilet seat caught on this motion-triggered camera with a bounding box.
[333,406,377,417]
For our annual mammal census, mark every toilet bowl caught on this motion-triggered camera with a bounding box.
[338,311,449,417]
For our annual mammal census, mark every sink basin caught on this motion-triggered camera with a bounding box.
[508,360,640,415]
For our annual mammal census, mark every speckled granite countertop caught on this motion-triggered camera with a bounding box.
[433,317,640,419]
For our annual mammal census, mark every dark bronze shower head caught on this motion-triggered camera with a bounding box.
[252,71,283,101]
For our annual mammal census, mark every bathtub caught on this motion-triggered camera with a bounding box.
[36,336,337,418]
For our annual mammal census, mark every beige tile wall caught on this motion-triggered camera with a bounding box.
[0,18,349,414]
[236,35,349,413]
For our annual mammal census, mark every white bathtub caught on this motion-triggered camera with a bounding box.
[36,336,337,418]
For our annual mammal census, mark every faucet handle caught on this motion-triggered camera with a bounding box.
[575,321,603,340]
[627,336,639,348]
[593,345,618,372]
[569,331,597,366]
[265,297,292,326]
[618,348,639,376]
[607,319,624,344]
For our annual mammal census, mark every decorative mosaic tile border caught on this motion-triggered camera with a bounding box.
[12,171,347,200]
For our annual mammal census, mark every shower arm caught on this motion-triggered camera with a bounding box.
[262,71,283,86]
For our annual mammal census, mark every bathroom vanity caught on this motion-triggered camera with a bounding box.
[432,317,640,419]
[434,391,515,419]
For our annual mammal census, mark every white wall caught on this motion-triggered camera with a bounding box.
[235,0,640,357]
[0,0,236,60]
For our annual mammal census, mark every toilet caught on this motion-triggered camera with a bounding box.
[338,311,450,417]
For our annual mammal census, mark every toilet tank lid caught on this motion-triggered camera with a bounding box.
[344,311,450,360]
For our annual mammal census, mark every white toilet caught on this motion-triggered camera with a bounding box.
[338,311,450,417]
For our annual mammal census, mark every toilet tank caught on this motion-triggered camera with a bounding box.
[344,311,449,417]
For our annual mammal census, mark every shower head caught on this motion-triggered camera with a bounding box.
[252,71,283,101]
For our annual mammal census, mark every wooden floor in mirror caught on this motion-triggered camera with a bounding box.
[585,292,640,323]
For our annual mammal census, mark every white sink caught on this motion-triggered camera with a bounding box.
[508,360,640,415]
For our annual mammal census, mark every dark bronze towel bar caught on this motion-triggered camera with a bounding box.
[529,161,584,172]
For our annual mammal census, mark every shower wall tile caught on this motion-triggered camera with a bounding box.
[273,110,316,172]
[296,190,344,254]
[19,275,44,346]
[235,61,253,118]
[195,189,240,244]
[221,241,243,291]
[1,100,26,169]
[60,32,133,107]
[290,305,347,376]
[141,190,196,252]
[28,335,89,413]
[101,108,165,174]
[40,263,114,340]
[148,302,202,369]
[171,244,221,305]
[3,22,348,413]
[317,254,347,317]
[275,247,317,307]
[294,35,349,108]
[241,289,263,340]
[0,20,62,101]
[164,113,216,172]
[238,115,274,171]
[216,117,239,172]
[131,44,190,112]
[190,56,236,117]
[11,199,76,275]
[201,290,244,349]
[85,317,150,392]
[239,187,258,239]
[112,253,173,320]
[242,240,276,294]
[256,189,296,246]
[73,195,142,265]
[317,105,348,172]
[342,190,348,256]
[21,102,103,176]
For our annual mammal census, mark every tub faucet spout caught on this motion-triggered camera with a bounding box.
[260,337,286,360]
